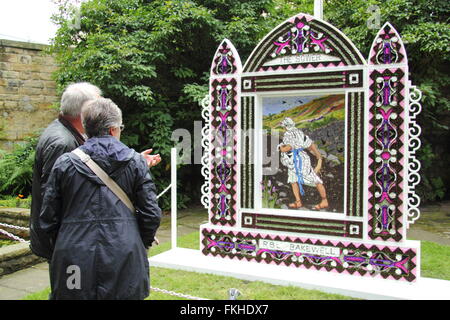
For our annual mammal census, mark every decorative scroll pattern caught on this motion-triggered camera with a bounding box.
[242,212,363,239]
[211,41,238,75]
[406,85,422,228]
[240,96,255,209]
[369,23,406,65]
[368,69,406,241]
[244,14,364,72]
[201,228,418,282]
[200,95,211,209]
[270,18,332,58]
[210,79,238,225]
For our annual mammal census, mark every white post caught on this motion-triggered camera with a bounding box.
[314,0,324,20]
[171,147,177,249]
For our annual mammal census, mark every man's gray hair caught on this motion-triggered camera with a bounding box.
[60,82,102,117]
[81,98,122,138]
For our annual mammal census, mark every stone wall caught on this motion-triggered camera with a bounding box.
[0,39,59,150]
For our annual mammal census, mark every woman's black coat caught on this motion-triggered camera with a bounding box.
[39,136,161,300]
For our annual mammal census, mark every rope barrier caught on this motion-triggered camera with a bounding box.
[0,222,29,231]
[0,222,30,243]
[0,228,28,243]
[150,287,210,300]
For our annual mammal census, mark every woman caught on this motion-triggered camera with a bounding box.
[39,98,161,300]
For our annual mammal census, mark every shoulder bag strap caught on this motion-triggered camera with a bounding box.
[72,148,135,213]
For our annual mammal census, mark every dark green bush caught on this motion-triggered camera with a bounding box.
[0,137,38,197]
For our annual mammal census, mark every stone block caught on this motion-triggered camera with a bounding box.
[29,94,46,102]
[43,80,56,88]
[0,39,48,51]
[33,55,55,66]
[0,62,10,71]
[38,72,54,81]
[40,86,57,96]
[23,80,44,89]
[0,285,29,299]
[0,242,46,277]
[0,54,18,63]
[0,242,30,261]
[9,63,33,72]
[17,71,32,81]
[18,96,36,112]
[0,94,21,102]
[18,55,32,64]
[2,46,25,54]
[7,79,24,88]
[0,85,18,94]
[4,101,18,108]
[0,70,19,79]
[19,86,42,96]
[0,263,50,296]
[43,95,58,103]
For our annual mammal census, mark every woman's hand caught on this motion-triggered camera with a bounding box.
[141,149,162,168]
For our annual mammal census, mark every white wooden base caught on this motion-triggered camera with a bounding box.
[149,248,450,300]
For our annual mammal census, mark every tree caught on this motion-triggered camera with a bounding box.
[50,0,280,209]
[321,0,450,203]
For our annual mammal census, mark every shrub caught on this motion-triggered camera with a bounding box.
[0,137,38,197]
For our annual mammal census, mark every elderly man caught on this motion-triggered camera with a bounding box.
[30,82,161,259]
[39,98,161,300]
[30,82,102,259]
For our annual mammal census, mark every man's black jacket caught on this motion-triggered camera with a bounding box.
[30,119,83,259]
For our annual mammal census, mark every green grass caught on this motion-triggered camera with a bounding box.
[23,288,51,300]
[420,240,450,281]
[22,232,450,300]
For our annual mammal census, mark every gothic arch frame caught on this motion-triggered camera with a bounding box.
[200,14,422,282]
